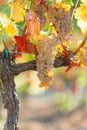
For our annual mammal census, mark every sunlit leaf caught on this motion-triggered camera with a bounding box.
[25,0,31,9]
[25,10,40,40]
[75,4,87,21]
[0,21,5,35]
[0,3,11,17]
[46,0,52,5]
[77,20,87,35]
[6,23,18,38]
[81,0,87,5]
[14,34,37,54]
[44,22,54,34]
[11,1,25,23]
[65,0,73,6]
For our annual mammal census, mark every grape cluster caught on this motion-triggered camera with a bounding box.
[29,1,72,87]
[36,33,58,87]
[47,3,72,43]
[30,1,47,30]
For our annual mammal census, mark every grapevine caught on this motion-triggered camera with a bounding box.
[0,0,87,88]
[1,0,87,130]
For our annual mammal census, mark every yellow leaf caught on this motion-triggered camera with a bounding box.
[11,2,25,23]
[75,4,87,21]
[6,23,18,38]
[81,0,87,5]
[61,2,70,11]
[77,20,87,35]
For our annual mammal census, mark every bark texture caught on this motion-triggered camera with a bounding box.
[0,53,19,130]
[12,56,70,75]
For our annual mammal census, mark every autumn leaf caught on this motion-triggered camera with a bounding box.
[14,34,37,54]
[0,12,18,38]
[75,4,87,21]
[25,10,40,40]
[0,0,5,5]
[6,23,18,38]
[81,0,87,5]
[11,1,25,23]
[77,20,87,35]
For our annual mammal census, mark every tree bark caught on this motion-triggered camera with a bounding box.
[0,53,19,130]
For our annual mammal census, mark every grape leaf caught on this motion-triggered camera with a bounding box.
[14,34,37,54]
[81,0,87,5]
[65,0,73,6]
[46,0,52,5]
[0,3,11,17]
[6,23,18,38]
[75,4,87,21]
[25,10,40,40]
[11,1,25,23]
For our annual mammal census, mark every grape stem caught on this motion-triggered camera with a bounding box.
[71,0,80,19]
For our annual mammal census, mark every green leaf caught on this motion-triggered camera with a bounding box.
[25,1,31,9]
[0,22,5,35]
[0,3,11,17]
[65,0,74,6]
[16,20,25,35]
[30,39,37,45]
[44,22,54,34]
[46,0,52,5]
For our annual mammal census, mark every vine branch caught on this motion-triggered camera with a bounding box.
[12,56,70,75]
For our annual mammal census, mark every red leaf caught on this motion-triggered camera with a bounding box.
[14,34,37,54]
[14,35,24,52]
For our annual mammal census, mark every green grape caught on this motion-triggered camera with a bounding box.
[47,2,72,43]
[30,1,47,30]
[36,34,58,87]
